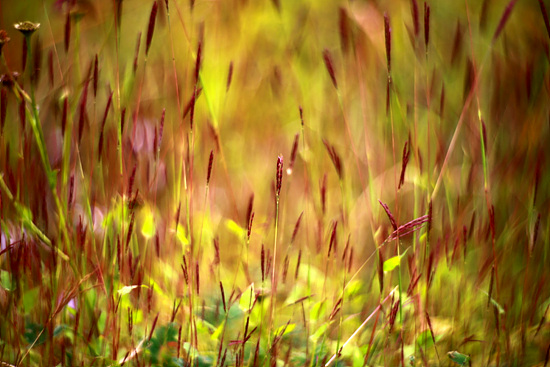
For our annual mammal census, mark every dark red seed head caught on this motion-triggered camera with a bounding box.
[206,150,214,185]
[411,0,419,38]
[384,12,391,73]
[226,61,233,92]
[492,0,518,44]
[424,3,430,51]
[276,155,283,197]
[322,49,338,89]
[145,1,158,56]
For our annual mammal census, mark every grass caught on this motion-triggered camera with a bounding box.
[0,0,549,366]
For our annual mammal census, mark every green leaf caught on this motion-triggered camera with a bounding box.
[22,287,40,313]
[447,351,470,365]
[24,322,46,346]
[310,321,332,343]
[0,270,14,291]
[416,330,435,349]
[274,323,295,338]
[98,312,107,334]
[239,283,256,312]
[383,248,409,272]
[309,301,326,321]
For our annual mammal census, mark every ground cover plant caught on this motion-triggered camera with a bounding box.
[0,0,549,366]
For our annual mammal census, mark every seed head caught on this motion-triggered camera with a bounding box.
[0,30,10,55]
[145,2,158,56]
[276,155,283,198]
[206,150,214,185]
[384,13,391,73]
[14,21,40,37]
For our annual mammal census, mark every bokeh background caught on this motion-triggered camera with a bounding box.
[0,0,549,366]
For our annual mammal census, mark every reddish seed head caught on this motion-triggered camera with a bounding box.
[220,281,226,312]
[158,108,165,152]
[133,32,142,74]
[246,193,254,229]
[145,1,158,56]
[384,12,391,73]
[398,140,411,189]
[261,244,265,281]
[539,0,550,39]
[247,212,254,240]
[338,7,350,54]
[276,155,283,197]
[322,49,338,89]
[493,0,518,43]
[287,133,299,175]
[299,105,304,127]
[424,3,430,51]
[290,212,303,244]
[378,200,398,231]
[98,92,113,159]
[411,0,419,38]
[320,173,327,215]
[195,41,202,84]
[294,250,301,280]
[78,79,90,143]
[226,61,233,92]
[206,150,214,185]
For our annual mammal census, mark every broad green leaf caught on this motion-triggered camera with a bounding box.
[141,207,156,239]
[274,323,295,338]
[97,311,107,334]
[211,320,225,341]
[416,330,435,349]
[24,322,46,345]
[310,321,332,343]
[383,248,409,272]
[22,287,39,313]
[0,270,14,291]
[239,283,256,312]
[447,351,471,365]
[309,301,326,321]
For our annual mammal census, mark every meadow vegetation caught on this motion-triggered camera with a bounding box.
[0,0,549,366]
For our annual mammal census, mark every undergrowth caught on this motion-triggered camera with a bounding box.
[0,0,549,366]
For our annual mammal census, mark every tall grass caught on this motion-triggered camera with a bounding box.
[0,0,548,366]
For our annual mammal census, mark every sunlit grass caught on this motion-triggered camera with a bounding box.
[0,0,549,366]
